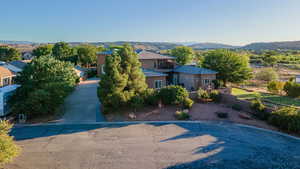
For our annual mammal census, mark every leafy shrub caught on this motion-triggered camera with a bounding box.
[267,81,285,95]
[87,69,97,78]
[197,88,210,99]
[268,107,300,132]
[210,90,222,102]
[232,104,242,111]
[158,85,189,105]
[0,121,20,166]
[130,95,144,110]
[174,110,190,120]
[212,79,222,89]
[216,111,228,118]
[183,98,194,109]
[250,98,269,120]
[283,81,300,98]
[142,88,159,106]
[255,68,278,82]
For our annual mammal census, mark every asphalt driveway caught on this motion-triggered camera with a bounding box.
[59,78,105,123]
[5,122,300,169]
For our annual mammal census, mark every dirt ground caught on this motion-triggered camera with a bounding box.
[105,102,277,131]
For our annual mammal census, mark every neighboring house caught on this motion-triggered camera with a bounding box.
[74,65,88,81]
[21,51,33,60]
[173,65,217,91]
[296,75,300,83]
[97,50,217,90]
[8,60,28,71]
[0,66,19,116]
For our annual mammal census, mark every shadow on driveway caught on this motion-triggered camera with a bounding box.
[9,121,300,169]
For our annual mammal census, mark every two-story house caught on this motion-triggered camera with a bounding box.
[97,50,217,90]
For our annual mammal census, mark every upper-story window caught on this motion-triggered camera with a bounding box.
[2,77,10,86]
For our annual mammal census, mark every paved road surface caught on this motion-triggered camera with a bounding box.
[59,78,105,123]
[5,122,300,169]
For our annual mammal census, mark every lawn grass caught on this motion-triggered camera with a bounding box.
[231,88,300,108]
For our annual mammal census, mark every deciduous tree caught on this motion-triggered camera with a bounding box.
[32,44,53,58]
[202,49,252,86]
[0,46,21,61]
[171,46,194,65]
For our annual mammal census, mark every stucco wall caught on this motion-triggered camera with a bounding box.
[178,73,216,91]
[146,76,166,89]
[97,54,106,76]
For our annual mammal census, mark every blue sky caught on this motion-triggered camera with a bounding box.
[1,0,300,45]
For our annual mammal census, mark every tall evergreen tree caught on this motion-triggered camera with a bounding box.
[119,44,147,94]
[98,51,127,111]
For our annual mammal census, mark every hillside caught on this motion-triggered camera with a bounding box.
[189,42,238,49]
[243,41,300,50]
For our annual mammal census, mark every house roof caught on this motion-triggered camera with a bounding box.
[97,50,114,55]
[138,50,175,60]
[8,60,28,70]
[142,69,167,77]
[74,65,87,72]
[173,65,217,75]
[0,66,15,77]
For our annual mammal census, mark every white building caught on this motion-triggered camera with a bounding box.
[296,75,300,83]
[0,84,20,116]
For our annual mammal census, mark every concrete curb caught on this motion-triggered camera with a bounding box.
[13,120,300,141]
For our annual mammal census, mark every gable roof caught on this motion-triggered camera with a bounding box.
[8,60,28,70]
[173,65,217,75]
[142,69,167,77]
[0,66,15,77]
[138,50,175,60]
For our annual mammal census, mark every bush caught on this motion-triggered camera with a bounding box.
[267,81,285,95]
[87,69,97,78]
[183,98,194,109]
[283,81,300,98]
[216,111,228,118]
[142,88,159,106]
[0,121,20,166]
[158,85,189,105]
[255,68,278,82]
[175,110,190,120]
[210,90,222,102]
[250,98,269,120]
[130,95,144,110]
[212,79,222,89]
[232,104,242,111]
[197,88,210,99]
[268,107,300,132]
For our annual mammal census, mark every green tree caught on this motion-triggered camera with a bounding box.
[32,44,53,58]
[202,49,252,86]
[10,56,78,118]
[77,45,97,68]
[171,46,194,65]
[255,68,279,82]
[98,51,127,111]
[0,46,21,61]
[119,44,147,94]
[52,42,73,61]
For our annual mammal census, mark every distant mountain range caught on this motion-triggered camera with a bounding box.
[242,41,300,50]
[2,40,300,51]
[189,43,239,50]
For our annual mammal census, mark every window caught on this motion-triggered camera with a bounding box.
[203,79,210,85]
[154,80,163,89]
[2,77,10,86]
